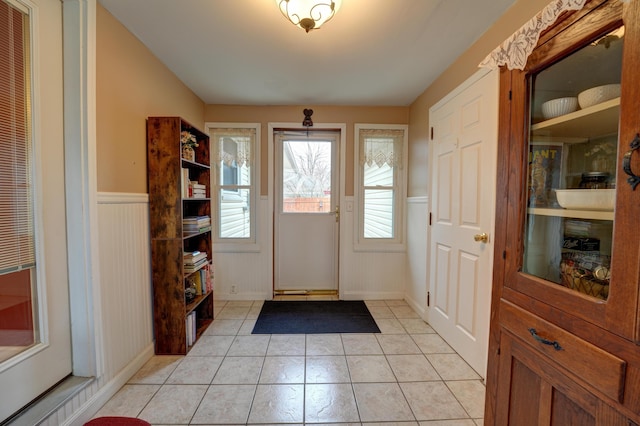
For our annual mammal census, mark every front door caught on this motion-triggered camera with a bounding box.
[428,68,498,378]
[274,130,339,294]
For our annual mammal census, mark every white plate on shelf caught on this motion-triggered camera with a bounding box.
[555,189,615,211]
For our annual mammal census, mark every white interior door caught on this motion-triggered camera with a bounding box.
[428,69,498,378]
[275,130,339,293]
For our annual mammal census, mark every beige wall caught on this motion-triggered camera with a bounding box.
[97,0,551,196]
[204,105,409,196]
[407,0,552,197]
[96,4,205,193]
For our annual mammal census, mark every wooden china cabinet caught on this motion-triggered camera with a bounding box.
[485,0,640,424]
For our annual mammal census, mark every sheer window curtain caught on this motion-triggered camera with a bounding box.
[359,128,404,169]
[212,128,253,168]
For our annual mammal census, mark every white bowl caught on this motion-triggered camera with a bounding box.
[541,97,578,119]
[578,84,621,109]
[555,189,615,211]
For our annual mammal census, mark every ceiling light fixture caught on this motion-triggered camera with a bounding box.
[277,0,341,33]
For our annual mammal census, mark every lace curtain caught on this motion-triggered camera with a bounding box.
[211,128,254,167]
[479,0,589,70]
[359,129,404,169]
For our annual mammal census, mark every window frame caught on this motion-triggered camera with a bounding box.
[206,122,260,251]
[354,123,408,252]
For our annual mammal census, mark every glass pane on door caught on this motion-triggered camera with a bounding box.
[523,26,623,301]
[282,140,332,213]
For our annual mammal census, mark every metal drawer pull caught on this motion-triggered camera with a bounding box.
[623,133,640,190]
[528,328,563,351]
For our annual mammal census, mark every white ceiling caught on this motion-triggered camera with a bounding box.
[98,0,516,106]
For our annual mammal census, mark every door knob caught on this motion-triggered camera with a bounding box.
[474,233,488,243]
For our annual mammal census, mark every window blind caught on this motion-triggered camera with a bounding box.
[0,0,34,274]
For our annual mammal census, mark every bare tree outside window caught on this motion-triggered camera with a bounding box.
[282,140,332,213]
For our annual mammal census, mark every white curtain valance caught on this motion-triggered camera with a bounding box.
[212,128,254,167]
[479,0,589,70]
[359,129,404,169]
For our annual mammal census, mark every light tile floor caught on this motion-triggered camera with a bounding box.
[94,299,485,425]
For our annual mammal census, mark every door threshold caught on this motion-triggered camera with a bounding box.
[273,289,338,298]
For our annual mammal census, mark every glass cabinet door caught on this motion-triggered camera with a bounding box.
[522,25,623,301]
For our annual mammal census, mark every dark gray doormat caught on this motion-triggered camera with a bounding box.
[251,300,380,334]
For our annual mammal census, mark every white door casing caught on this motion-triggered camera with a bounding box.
[274,130,340,292]
[428,68,498,378]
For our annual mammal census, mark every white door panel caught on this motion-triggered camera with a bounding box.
[434,244,451,316]
[428,69,498,378]
[277,213,336,289]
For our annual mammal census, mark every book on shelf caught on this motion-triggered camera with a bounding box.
[192,271,203,295]
[186,311,196,347]
[181,168,190,198]
[192,311,197,343]
[184,181,207,199]
[183,250,207,263]
[183,216,211,234]
[184,260,208,274]
[204,261,213,293]
[183,215,210,224]
[183,226,212,235]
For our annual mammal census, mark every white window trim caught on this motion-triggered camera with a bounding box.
[205,122,260,252]
[354,123,408,252]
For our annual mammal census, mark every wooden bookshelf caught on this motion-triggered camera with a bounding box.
[147,117,213,355]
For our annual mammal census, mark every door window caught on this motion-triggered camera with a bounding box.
[282,139,332,213]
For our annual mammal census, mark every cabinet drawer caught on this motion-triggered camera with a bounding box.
[500,300,626,402]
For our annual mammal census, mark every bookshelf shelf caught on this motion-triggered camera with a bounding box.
[147,117,214,355]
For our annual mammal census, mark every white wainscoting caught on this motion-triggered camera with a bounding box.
[46,192,155,425]
[213,196,273,300]
[405,196,429,317]
[96,192,154,376]
[213,195,414,302]
[339,196,406,300]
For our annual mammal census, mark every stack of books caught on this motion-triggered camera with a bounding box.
[183,250,208,274]
[183,216,211,234]
[191,182,207,198]
[190,264,210,295]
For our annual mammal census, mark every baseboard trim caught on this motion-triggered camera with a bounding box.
[60,343,155,426]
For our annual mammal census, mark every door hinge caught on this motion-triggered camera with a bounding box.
[503,250,506,260]
[508,90,512,100]
[430,126,434,140]
[497,345,501,355]
[427,291,430,307]
[429,212,432,226]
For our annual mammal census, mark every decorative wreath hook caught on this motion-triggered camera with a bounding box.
[623,133,640,190]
